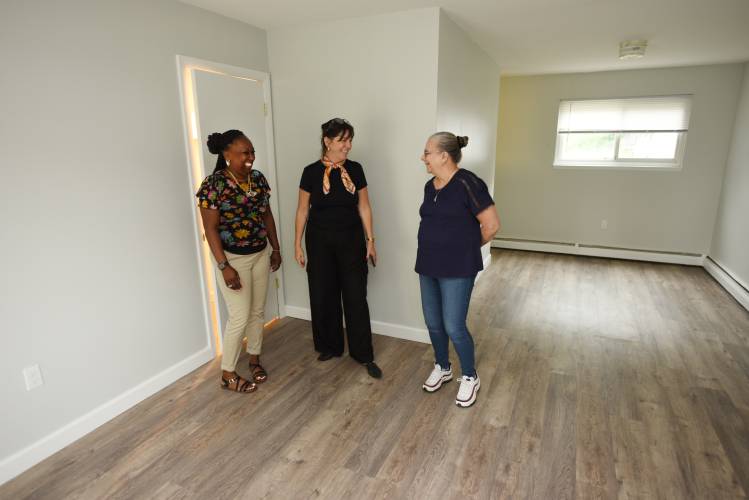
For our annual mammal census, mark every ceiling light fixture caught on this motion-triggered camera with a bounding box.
[619,40,647,60]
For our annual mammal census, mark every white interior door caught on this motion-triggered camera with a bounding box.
[192,69,280,336]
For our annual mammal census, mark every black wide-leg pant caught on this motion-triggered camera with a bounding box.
[305,223,374,363]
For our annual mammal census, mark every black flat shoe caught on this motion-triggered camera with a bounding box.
[365,362,382,379]
[317,352,338,361]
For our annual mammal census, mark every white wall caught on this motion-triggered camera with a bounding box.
[495,64,744,254]
[0,0,268,481]
[268,8,440,334]
[710,62,749,288]
[436,12,500,264]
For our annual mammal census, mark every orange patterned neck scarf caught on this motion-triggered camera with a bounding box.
[322,156,355,195]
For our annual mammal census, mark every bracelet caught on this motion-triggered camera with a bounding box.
[272,249,280,253]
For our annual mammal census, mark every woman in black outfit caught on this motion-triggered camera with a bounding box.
[294,118,382,379]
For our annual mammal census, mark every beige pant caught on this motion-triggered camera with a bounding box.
[216,245,270,371]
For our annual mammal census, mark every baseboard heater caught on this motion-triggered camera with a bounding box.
[491,237,704,266]
[703,256,749,311]
[494,237,701,256]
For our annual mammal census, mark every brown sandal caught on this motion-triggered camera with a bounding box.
[221,373,257,393]
[248,362,268,383]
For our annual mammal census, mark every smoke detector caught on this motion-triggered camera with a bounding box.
[619,40,647,59]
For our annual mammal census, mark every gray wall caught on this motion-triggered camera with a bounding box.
[268,8,503,333]
[711,62,749,287]
[436,11,500,264]
[268,8,440,331]
[0,0,267,464]
[495,64,744,254]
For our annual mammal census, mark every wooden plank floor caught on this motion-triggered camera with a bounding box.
[3,249,749,499]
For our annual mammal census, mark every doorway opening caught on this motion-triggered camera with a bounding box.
[176,55,285,357]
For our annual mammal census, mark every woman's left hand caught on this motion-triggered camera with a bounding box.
[366,240,377,267]
[270,250,282,272]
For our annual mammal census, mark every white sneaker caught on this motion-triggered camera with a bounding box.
[455,374,480,407]
[422,363,453,392]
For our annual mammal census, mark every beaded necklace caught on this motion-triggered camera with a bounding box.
[227,169,255,197]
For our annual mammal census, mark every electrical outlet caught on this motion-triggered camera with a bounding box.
[601,219,608,230]
[23,364,43,391]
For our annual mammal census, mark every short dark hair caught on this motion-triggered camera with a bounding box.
[430,132,469,163]
[206,129,247,173]
[321,118,354,156]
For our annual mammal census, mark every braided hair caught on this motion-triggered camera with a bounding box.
[206,129,247,173]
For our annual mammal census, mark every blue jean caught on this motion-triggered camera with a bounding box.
[419,274,477,377]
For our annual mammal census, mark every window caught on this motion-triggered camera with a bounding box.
[554,96,692,169]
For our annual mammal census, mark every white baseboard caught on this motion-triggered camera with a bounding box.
[284,306,429,344]
[704,257,749,312]
[0,347,214,486]
[370,318,429,343]
[475,252,492,282]
[284,305,312,321]
[491,239,705,266]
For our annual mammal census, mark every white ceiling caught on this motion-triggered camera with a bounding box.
[182,0,749,75]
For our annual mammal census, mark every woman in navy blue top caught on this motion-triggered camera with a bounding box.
[416,132,500,408]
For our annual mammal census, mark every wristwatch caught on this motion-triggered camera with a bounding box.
[218,260,229,270]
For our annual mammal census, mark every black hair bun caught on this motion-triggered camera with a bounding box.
[207,132,225,154]
[457,136,469,148]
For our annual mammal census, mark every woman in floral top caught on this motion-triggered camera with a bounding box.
[197,129,282,394]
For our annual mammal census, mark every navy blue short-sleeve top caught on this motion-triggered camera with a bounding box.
[415,169,495,278]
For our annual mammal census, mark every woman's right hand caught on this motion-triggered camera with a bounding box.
[222,266,242,290]
[295,245,306,268]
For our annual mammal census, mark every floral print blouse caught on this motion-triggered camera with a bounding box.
[196,169,271,255]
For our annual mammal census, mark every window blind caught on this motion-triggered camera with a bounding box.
[557,96,692,133]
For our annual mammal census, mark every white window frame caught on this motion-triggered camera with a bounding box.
[553,95,691,171]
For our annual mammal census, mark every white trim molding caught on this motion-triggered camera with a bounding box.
[475,251,493,282]
[176,55,286,356]
[491,237,705,266]
[284,306,429,344]
[0,347,213,486]
[284,305,312,321]
[704,257,749,312]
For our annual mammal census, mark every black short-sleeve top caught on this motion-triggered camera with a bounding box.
[415,168,495,277]
[299,160,367,230]
[195,169,271,255]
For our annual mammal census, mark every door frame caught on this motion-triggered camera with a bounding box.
[176,55,286,358]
